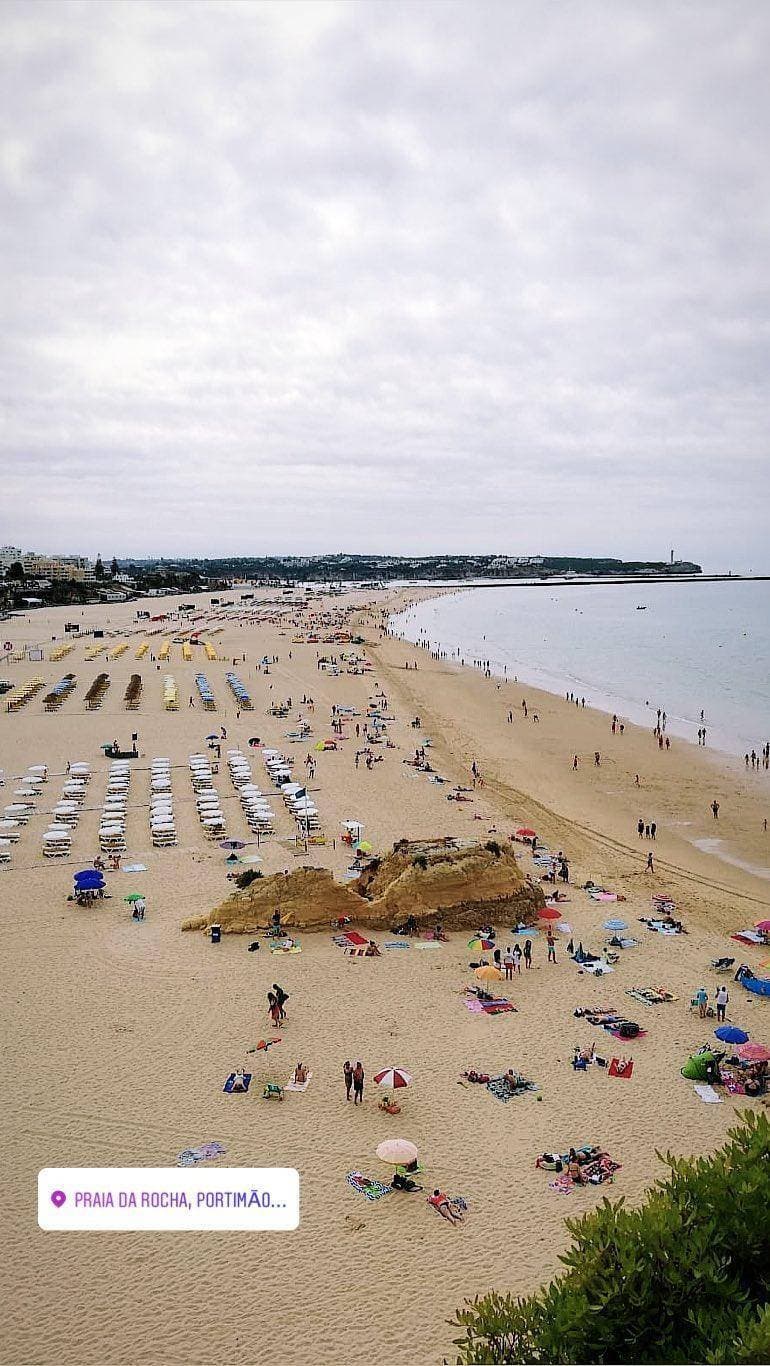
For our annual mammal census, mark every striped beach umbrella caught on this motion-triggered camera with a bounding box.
[373,1068,412,1090]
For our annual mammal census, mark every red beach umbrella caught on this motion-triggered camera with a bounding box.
[539,906,562,920]
[516,827,537,838]
[373,1068,412,1089]
[754,920,770,933]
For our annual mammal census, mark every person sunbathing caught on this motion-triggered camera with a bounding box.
[293,1062,308,1085]
[378,1094,401,1115]
[231,1069,247,1092]
[429,1190,464,1223]
[567,1150,585,1184]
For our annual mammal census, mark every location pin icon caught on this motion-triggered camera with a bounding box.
[50,1190,66,1208]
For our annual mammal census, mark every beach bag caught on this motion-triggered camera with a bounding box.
[618,1021,639,1038]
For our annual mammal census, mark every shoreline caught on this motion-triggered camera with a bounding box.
[387,584,769,764]
[370,600,770,913]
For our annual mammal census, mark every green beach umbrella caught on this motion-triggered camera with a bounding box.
[124,893,143,902]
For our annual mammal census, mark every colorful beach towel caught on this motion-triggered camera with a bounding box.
[346,1171,391,1201]
[608,1058,634,1079]
[384,941,411,949]
[486,1076,538,1102]
[626,987,677,1006]
[176,1141,226,1167]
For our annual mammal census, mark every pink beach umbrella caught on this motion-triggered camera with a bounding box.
[375,1138,418,1165]
[736,1042,770,1062]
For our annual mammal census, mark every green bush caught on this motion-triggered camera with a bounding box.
[452,1111,770,1364]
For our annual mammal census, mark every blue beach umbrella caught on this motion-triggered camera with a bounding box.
[714,1025,749,1045]
[603,918,628,931]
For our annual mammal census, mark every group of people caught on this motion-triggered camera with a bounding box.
[343,1060,365,1103]
[693,983,730,1021]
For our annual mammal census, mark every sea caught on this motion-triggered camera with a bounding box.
[390,579,770,761]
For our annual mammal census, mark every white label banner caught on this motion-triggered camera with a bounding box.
[38,1167,299,1231]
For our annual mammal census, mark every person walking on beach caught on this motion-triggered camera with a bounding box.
[546,931,556,963]
[650,822,656,839]
[637,818,644,839]
[646,852,654,873]
[573,755,579,770]
[715,984,728,1022]
[523,938,532,970]
[343,1060,353,1101]
[352,1060,364,1104]
[503,947,514,980]
[273,983,288,1020]
[267,992,281,1029]
[712,800,720,820]
[594,752,601,766]
[512,944,522,974]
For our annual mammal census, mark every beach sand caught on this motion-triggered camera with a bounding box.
[1,591,768,1366]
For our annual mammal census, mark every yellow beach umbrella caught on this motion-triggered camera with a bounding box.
[474,965,503,981]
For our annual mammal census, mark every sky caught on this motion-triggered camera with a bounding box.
[1,0,769,570]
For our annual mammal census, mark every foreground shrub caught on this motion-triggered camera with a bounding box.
[452,1111,770,1363]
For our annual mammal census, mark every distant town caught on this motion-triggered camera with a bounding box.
[0,546,705,613]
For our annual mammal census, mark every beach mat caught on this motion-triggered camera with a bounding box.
[285,1070,313,1092]
[608,1058,634,1079]
[177,1141,226,1167]
[346,1171,390,1201]
[694,1083,723,1103]
[384,941,410,949]
[223,1073,252,1093]
[486,1077,538,1102]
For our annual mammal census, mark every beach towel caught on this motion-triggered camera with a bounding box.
[482,1001,517,1014]
[341,930,369,946]
[414,940,441,949]
[384,941,411,949]
[626,987,676,1006]
[721,1075,745,1096]
[580,961,614,975]
[285,1070,313,1092]
[271,944,301,954]
[486,1076,538,1102]
[694,1084,723,1104]
[427,1194,468,1218]
[177,1141,226,1167]
[549,1174,574,1194]
[223,1073,252,1093]
[608,1025,646,1040]
[346,1171,391,1201]
[122,863,147,873]
[731,930,764,946]
[608,1058,634,1079]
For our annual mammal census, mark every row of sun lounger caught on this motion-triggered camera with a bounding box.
[44,761,90,856]
[263,749,321,833]
[85,673,110,709]
[163,675,178,710]
[225,671,252,708]
[227,749,275,834]
[150,758,176,846]
[43,673,76,711]
[98,760,130,855]
[195,673,216,710]
[0,763,48,862]
[49,644,74,661]
[190,754,226,838]
[5,676,45,711]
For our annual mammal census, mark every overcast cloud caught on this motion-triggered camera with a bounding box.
[1,0,769,568]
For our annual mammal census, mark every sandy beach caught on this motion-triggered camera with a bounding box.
[2,589,769,1366]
